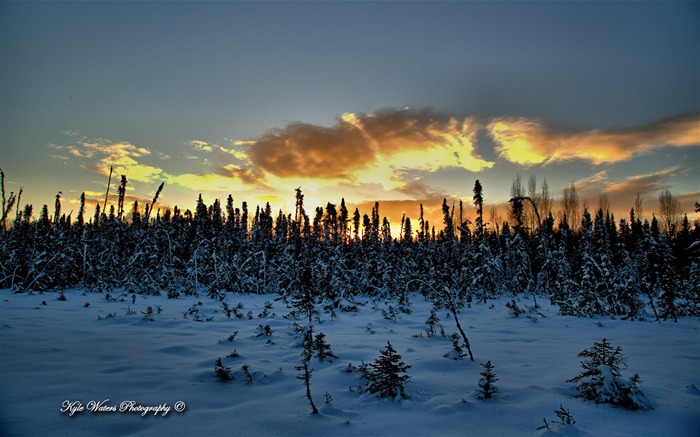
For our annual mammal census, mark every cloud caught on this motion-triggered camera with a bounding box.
[574,170,610,188]
[394,179,447,200]
[488,113,700,166]
[213,164,265,187]
[186,139,262,188]
[189,139,249,161]
[599,166,700,217]
[245,120,372,180]
[54,138,169,183]
[188,140,214,153]
[243,108,494,186]
[562,166,691,218]
[605,166,680,198]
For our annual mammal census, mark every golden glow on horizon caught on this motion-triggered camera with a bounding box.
[108,156,166,183]
[42,110,698,232]
[168,172,248,194]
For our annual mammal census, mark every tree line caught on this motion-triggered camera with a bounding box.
[0,169,698,320]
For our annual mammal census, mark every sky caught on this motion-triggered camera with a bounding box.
[1,1,698,232]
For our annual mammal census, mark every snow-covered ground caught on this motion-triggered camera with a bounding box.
[1,289,698,436]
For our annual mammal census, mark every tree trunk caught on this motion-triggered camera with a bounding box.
[448,300,474,361]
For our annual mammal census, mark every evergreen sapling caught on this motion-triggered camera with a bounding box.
[363,341,412,399]
[476,360,498,400]
[314,332,338,362]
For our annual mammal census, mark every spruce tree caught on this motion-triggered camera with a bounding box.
[476,360,498,400]
[471,239,501,304]
[314,332,338,362]
[364,341,412,399]
[654,234,680,321]
[574,209,607,316]
[473,179,484,238]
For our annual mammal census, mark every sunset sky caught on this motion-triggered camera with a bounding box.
[1,1,698,230]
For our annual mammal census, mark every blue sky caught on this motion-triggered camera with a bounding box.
[1,1,698,228]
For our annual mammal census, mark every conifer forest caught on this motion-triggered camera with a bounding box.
[1,168,698,322]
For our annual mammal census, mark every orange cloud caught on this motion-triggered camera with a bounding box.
[488,114,700,165]
[243,108,493,186]
[605,167,680,198]
[247,122,371,179]
[558,166,699,220]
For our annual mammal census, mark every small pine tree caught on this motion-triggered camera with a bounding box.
[314,332,338,361]
[364,341,412,399]
[424,308,442,337]
[476,360,498,399]
[567,338,651,410]
[446,333,469,360]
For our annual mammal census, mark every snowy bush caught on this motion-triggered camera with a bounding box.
[241,363,255,384]
[255,324,274,337]
[538,404,576,431]
[444,333,469,360]
[567,338,651,410]
[214,357,233,382]
[505,300,524,318]
[141,306,155,321]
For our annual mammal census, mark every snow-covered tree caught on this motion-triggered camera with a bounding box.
[653,234,681,321]
[471,238,501,303]
[501,233,531,296]
[567,338,651,410]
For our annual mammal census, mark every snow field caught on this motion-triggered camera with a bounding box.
[1,289,698,436]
